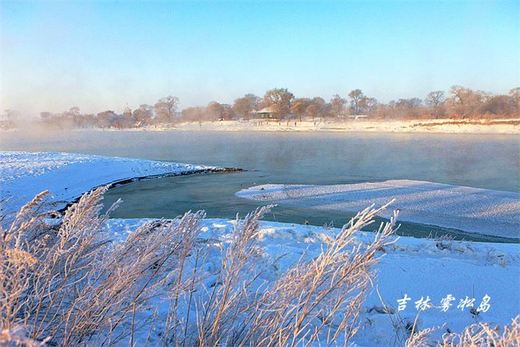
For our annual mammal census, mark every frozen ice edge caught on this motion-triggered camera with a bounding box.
[0,151,235,213]
[236,181,520,240]
[1,150,519,345]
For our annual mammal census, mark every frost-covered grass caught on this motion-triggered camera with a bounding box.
[2,188,518,346]
[1,188,400,346]
[109,218,520,346]
[1,151,518,345]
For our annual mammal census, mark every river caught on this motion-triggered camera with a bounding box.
[2,129,518,240]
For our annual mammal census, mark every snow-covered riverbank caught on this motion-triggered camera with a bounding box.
[0,151,217,213]
[62,118,520,134]
[107,217,520,345]
[1,151,518,345]
[236,181,520,240]
[174,118,520,134]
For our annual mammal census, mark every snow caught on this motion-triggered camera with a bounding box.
[236,180,520,240]
[152,118,520,135]
[2,151,518,345]
[0,151,214,213]
[106,218,520,346]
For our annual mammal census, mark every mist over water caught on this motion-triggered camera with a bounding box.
[1,130,518,189]
[1,129,518,240]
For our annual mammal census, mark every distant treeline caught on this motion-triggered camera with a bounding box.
[3,86,519,129]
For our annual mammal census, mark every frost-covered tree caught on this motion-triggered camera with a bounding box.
[154,96,179,124]
[348,89,365,115]
[132,104,153,126]
[263,88,294,119]
[233,94,260,120]
[329,94,346,118]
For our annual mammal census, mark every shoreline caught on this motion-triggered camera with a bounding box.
[59,166,242,214]
[88,118,520,135]
[2,150,518,344]
[236,181,520,241]
[2,118,519,135]
[0,151,229,213]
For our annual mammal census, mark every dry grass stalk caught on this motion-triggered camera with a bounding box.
[0,324,48,346]
[4,187,517,347]
[3,188,451,346]
[405,315,520,347]
[405,326,436,347]
[195,205,271,346]
[240,203,398,346]
[440,315,520,347]
[1,187,205,345]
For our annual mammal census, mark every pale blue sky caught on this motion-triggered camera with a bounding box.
[1,0,519,114]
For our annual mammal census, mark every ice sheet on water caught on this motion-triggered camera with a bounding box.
[236,180,520,239]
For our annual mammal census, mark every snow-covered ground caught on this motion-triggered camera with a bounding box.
[236,180,520,240]
[107,218,520,345]
[1,151,518,345]
[0,151,215,213]
[123,118,520,134]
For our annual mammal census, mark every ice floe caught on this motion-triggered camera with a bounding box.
[236,180,520,239]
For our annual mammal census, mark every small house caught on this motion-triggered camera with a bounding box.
[254,106,276,119]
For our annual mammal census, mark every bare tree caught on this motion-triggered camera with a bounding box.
[96,110,118,128]
[207,101,226,121]
[303,97,325,121]
[154,96,179,124]
[329,94,346,118]
[132,104,153,126]
[2,109,20,128]
[481,95,517,116]
[447,86,486,118]
[290,98,310,121]
[425,91,445,118]
[348,89,365,115]
[232,94,260,120]
[221,104,235,120]
[263,88,294,119]
[181,106,206,122]
[361,97,378,114]
[121,106,135,128]
[393,98,423,118]
[510,87,520,116]
[425,91,445,108]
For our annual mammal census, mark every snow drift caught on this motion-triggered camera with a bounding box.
[236,180,520,239]
[0,151,216,213]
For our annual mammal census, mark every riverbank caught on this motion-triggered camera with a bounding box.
[1,151,518,345]
[135,118,520,134]
[0,151,226,213]
[3,118,518,135]
[106,217,519,345]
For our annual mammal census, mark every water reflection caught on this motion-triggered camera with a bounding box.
[1,130,518,241]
